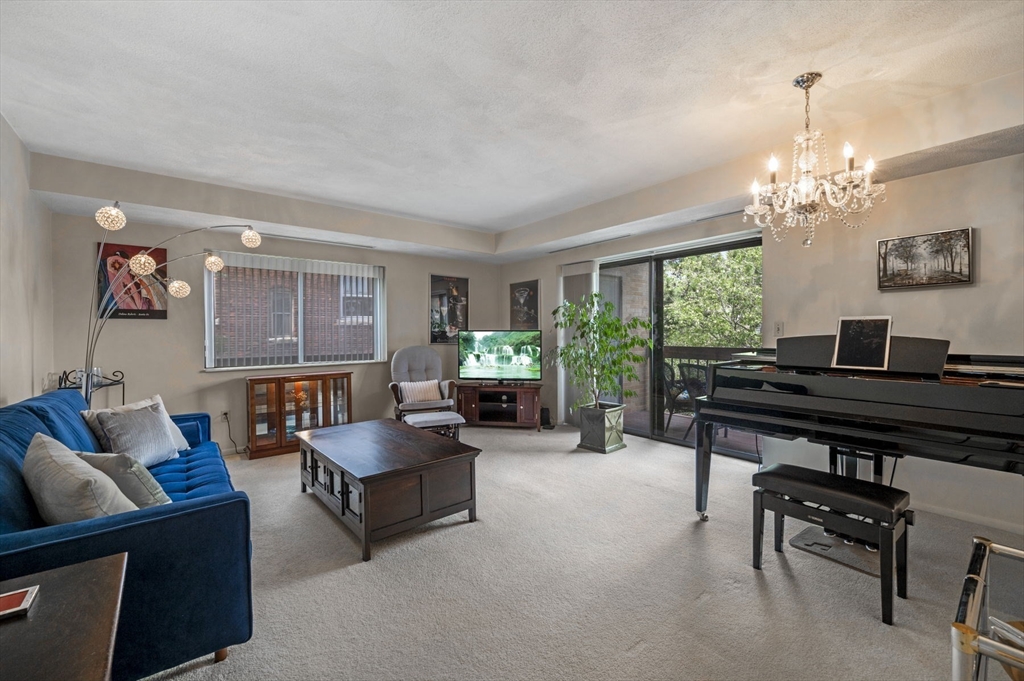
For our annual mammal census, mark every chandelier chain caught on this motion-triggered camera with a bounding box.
[805,89,811,132]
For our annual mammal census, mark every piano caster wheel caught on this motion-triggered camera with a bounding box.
[843,537,855,545]
[698,513,709,522]
[823,529,837,537]
[864,543,878,553]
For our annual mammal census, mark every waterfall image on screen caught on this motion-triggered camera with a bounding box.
[458,330,542,381]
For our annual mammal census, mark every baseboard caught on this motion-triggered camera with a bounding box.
[909,500,1024,536]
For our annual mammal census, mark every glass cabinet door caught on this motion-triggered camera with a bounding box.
[283,379,322,441]
[252,381,279,448]
[329,376,350,425]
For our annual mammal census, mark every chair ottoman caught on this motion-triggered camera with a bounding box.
[403,411,466,440]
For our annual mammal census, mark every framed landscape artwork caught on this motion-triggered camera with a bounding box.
[832,316,892,371]
[877,227,972,290]
[509,279,540,330]
[97,243,168,319]
[429,274,469,344]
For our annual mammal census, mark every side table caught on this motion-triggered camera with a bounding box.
[0,553,127,681]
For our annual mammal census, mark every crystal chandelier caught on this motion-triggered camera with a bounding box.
[744,73,886,246]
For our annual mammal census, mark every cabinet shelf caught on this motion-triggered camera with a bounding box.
[246,371,352,458]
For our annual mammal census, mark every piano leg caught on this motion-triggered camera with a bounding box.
[695,420,713,521]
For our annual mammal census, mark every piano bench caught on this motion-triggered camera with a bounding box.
[752,463,913,625]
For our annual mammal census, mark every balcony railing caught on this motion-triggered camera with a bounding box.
[622,345,762,460]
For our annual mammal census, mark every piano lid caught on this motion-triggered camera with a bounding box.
[776,335,950,377]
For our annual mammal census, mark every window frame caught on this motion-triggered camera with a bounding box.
[204,252,387,371]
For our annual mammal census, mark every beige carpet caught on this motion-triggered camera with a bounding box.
[150,426,1023,681]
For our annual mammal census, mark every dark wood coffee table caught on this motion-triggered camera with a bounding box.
[297,419,481,561]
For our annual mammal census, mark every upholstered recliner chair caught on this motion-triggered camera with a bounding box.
[389,346,457,420]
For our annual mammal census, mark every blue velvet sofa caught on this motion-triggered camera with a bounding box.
[0,390,252,681]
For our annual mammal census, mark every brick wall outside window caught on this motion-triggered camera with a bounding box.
[210,265,378,368]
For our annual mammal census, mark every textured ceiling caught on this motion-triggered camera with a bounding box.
[2,1,1023,231]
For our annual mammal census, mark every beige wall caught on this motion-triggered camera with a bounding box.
[0,115,53,405]
[50,214,500,446]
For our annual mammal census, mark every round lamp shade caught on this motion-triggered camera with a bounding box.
[204,254,225,272]
[95,204,126,231]
[168,280,191,298]
[128,253,157,276]
[241,228,261,248]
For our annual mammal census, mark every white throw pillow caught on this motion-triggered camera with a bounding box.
[78,452,172,508]
[400,379,443,403]
[82,394,189,452]
[96,404,180,468]
[22,433,139,525]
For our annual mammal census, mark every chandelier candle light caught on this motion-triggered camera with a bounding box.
[82,201,261,404]
[744,73,886,246]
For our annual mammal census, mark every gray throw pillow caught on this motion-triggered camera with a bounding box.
[97,403,179,468]
[81,394,189,452]
[22,433,139,525]
[78,452,172,508]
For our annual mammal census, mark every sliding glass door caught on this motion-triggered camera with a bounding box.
[654,239,762,459]
[599,238,763,460]
[599,261,652,438]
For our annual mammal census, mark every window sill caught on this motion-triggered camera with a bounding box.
[203,359,387,373]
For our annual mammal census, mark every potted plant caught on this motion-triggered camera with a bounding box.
[550,292,652,453]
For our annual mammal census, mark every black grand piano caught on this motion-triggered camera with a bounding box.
[693,334,1024,520]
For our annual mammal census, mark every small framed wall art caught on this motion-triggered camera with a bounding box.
[832,316,892,371]
[877,227,972,290]
[429,274,469,344]
[97,243,168,319]
[509,279,540,330]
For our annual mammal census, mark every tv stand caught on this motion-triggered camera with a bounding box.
[456,383,542,432]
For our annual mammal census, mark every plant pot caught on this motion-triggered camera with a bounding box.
[578,402,626,454]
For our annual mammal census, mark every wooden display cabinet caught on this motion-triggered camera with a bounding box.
[456,383,541,431]
[246,371,352,458]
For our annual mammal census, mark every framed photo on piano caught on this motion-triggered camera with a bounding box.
[832,316,892,371]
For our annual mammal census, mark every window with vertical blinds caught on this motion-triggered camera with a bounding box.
[205,252,386,369]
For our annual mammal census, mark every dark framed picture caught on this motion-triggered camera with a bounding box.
[877,227,972,290]
[832,316,892,371]
[97,243,168,319]
[429,274,469,344]
[509,279,539,330]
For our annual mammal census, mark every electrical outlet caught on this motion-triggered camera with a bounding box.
[773,321,785,337]
[221,411,229,421]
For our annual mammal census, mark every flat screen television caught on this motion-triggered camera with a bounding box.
[458,330,542,383]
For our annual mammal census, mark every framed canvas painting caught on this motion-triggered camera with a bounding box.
[97,243,168,319]
[509,279,540,330]
[429,274,469,344]
[877,227,972,290]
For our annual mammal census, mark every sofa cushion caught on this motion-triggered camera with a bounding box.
[0,406,50,534]
[22,390,99,454]
[148,441,234,501]
[97,404,179,468]
[23,434,139,525]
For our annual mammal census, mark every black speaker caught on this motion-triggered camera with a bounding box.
[540,407,554,429]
